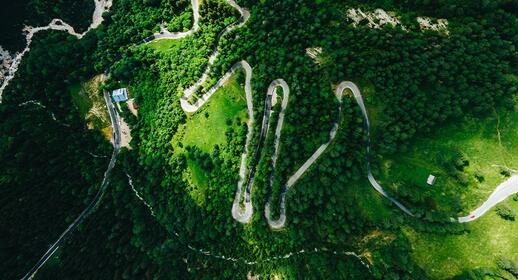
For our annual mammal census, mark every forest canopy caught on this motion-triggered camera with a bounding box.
[0,0,516,279]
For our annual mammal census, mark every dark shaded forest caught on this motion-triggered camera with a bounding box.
[0,0,94,52]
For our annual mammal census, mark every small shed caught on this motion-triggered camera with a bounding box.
[427,174,437,186]
[112,88,128,102]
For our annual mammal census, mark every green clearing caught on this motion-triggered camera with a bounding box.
[69,83,92,117]
[173,75,247,154]
[173,75,247,203]
[404,200,518,279]
[183,159,210,207]
[69,75,111,132]
[377,103,518,214]
[344,178,396,224]
[146,39,181,52]
[188,159,209,188]
[358,82,384,135]
[371,103,518,278]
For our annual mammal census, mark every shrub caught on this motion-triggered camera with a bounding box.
[500,168,511,177]
[496,257,518,278]
[456,173,470,187]
[474,171,484,183]
[495,205,516,221]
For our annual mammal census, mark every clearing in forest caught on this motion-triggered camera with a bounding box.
[374,103,518,278]
[172,75,247,203]
[69,75,111,139]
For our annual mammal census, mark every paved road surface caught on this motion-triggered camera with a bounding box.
[152,0,200,41]
[10,0,517,272]
[458,175,518,222]
[180,0,250,112]
[340,81,414,216]
[265,81,339,229]
[21,87,121,280]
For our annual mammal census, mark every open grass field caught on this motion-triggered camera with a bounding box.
[146,39,181,52]
[172,75,247,202]
[367,102,518,278]
[173,75,247,154]
[377,103,518,215]
[183,158,210,207]
[404,201,518,279]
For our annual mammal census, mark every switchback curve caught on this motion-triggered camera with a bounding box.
[151,0,200,41]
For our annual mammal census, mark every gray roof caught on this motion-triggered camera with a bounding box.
[112,88,128,102]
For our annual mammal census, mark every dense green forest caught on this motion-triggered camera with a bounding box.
[0,30,111,278]
[1,0,517,279]
[0,0,94,52]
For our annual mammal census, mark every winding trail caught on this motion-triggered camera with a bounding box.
[126,173,371,270]
[18,100,58,122]
[0,0,112,102]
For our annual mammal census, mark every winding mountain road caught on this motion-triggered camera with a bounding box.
[171,0,353,228]
[180,0,250,111]
[265,82,341,229]
[152,0,200,41]
[21,87,121,280]
[342,82,414,216]
[9,0,518,278]
[12,1,371,278]
[172,0,513,228]
[457,175,518,223]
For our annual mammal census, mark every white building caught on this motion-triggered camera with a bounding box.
[427,174,437,186]
[112,88,128,102]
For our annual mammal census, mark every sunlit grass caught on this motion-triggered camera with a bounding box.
[375,103,518,277]
[378,104,518,214]
[404,200,518,279]
[173,75,247,204]
[173,75,247,154]
[69,75,110,132]
[146,38,181,52]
